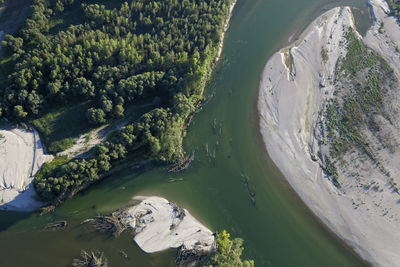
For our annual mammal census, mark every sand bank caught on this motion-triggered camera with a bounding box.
[0,127,53,211]
[123,196,215,254]
[258,1,400,266]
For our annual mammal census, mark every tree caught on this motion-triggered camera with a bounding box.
[72,77,95,98]
[48,80,62,95]
[114,104,124,117]
[2,34,23,56]
[101,97,113,113]
[203,230,254,267]
[13,105,27,119]
[86,108,106,124]
[26,91,43,115]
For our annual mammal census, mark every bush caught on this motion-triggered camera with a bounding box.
[202,230,254,267]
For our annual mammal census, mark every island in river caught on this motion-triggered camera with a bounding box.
[258,0,400,266]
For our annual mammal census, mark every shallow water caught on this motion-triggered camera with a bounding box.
[0,0,373,266]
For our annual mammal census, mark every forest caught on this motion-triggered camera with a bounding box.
[0,0,232,203]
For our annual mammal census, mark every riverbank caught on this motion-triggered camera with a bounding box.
[0,127,53,211]
[215,0,237,65]
[258,1,400,266]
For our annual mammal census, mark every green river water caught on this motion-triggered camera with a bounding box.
[0,0,374,266]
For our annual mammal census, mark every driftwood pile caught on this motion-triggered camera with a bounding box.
[44,220,67,230]
[81,210,131,237]
[176,245,211,267]
[72,250,108,267]
[169,154,194,172]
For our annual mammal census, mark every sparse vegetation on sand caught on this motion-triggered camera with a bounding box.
[323,29,395,184]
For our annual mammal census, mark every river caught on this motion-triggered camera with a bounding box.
[0,0,372,266]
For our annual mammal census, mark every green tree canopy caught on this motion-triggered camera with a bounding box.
[203,230,255,267]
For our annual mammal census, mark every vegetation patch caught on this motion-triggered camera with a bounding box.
[200,230,254,267]
[72,250,108,267]
[283,51,293,73]
[30,101,95,153]
[321,46,329,63]
[387,0,400,21]
[322,29,394,184]
[35,156,69,181]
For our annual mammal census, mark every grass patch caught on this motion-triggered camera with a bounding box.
[35,156,69,180]
[30,101,98,154]
[321,46,329,63]
[283,51,293,73]
[84,133,91,144]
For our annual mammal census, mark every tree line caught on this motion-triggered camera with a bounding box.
[0,0,231,202]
